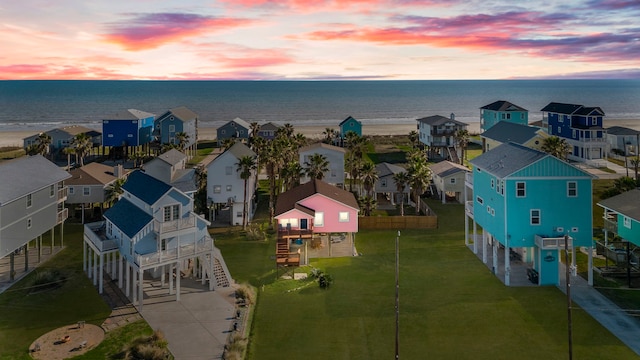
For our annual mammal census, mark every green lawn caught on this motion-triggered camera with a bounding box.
[217,201,637,360]
[0,224,153,359]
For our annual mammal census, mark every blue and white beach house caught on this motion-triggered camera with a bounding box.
[83,170,231,309]
[598,189,640,267]
[464,143,594,286]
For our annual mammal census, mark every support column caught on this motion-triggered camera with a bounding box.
[112,253,117,278]
[169,264,174,295]
[83,240,87,273]
[93,252,98,286]
[61,222,64,248]
[505,242,510,286]
[473,221,478,254]
[9,253,15,282]
[118,256,123,288]
[51,227,55,254]
[132,269,137,304]
[161,265,166,287]
[482,231,487,264]
[464,212,469,246]
[38,235,42,262]
[138,268,144,310]
[88,248,93,279]
[125,262,130,297]
[176,262,181,301]
[588,246,594,286]
[24,244,29,272]
[99,253,104,294]
[492,237,498,275]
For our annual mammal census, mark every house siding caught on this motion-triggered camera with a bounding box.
[298,194,358,233]
[299,146,345,186]
[67,184,106,204]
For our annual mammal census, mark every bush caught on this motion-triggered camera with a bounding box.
[124,330,171,360]
[309,267,323,279]
[318,273,333,289]
[224,334,247,360]
[235,284,255,305]
[30,269,65,293]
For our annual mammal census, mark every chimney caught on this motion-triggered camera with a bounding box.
[114,164,124,179]
[450,113,455,120]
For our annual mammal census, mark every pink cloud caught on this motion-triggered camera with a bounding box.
[219,0,451,11]
[215,49,295,68]
[103,13,251,50]
[0,63,132,80]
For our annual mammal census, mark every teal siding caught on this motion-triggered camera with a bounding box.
[472,168,506,243]
[510,156,590,178]
[340,117,362,138]
[617,214,640,246]
[481,110,528,132]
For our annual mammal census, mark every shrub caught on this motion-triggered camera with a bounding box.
[224,334,247,360]
[235,284,255,305]
[30,269,65,293]
[124,330,171,360]
[309,267,323,279]
[318,273,333,289]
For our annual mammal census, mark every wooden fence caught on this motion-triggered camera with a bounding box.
[359,215,437,230]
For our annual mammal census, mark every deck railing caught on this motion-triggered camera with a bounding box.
[603,217,618,233]
[465,201,474,217]
[57,187,68,202]
[57,208,68,224]
[135,236,213,267]
[154,213,197,235]
[84,221,118,252]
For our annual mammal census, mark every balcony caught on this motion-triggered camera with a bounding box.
[57,187,68,202]
[465,201,474,217]
[135,236,214,267]
[535,235,573,250]
[603,217,618,234]
[57,208,68,224]
[84,221,119,252]
[465,172,473,187]
[154,213,197,236]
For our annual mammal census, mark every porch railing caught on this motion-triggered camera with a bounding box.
[154,213,197,235]
[135,236,213,267]
[57,208,68,224]
[84,221,118,252]
[465,201,474,217]
[57,187,68,202]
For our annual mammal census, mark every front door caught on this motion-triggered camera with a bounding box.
[300,219,308,230]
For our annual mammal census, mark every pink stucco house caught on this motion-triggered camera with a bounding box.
[274,180,359,266]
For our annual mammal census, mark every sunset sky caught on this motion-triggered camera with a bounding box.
[1,0,639,80]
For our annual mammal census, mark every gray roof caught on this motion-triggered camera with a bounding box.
[481,122,541,145]
[227,141,257,159]
[598,189,640,221]
[376,162,406,178]
[430,161,470,177]
[167,106,198,121]
[106,109,155,120]
[470,143,548,178]
[416,115,467,127]
[299,142,346,154]
[339,116,361,126]
[606,126,640,136]
[156,149,187,166]
[171,169,198,194]
[480,100,527,112]
[0,155,71,205]
[259,122,281,131]
[226,117,251,130]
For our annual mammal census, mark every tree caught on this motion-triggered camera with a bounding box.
[541,136,571,160]
[360,161,378,198]
[105,177,126,207]
[323,128,337,144]
[35,132,52,157]
[408,130,419,148]
[222,138,236,150]
[407,149,430,214]
[454,129,470,165]
[62,147,76,171]
[359,195,377,216]
[630,156,640,182]
[393,171,410,216]
[71,133,92,167]
[236,155,257,230]
[175,132,190,150]
[304,153,330,181]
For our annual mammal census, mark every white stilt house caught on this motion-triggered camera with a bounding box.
[83,170,231,310]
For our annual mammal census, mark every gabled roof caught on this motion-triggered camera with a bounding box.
[122,170,171,205]
[470,143,548,178]
[606,126,640,136]
[416,115,467,127]
[0,155,71,205]
[430,160,470,178]
[58,125,101,137]
[166,106,198,121]
[171,169,198,194]
[106,109,155,120]
[104,198,153,238]
[223,117,251,130]
[480,100,527,112]
[540,102,583,114]
[376,162,406,178]
[598,189,640,221]
[227,141,256,159]
[259,122,281,131]
[275,180,358,216]
[299,142,347,154]
[339,116,361,126]
[156,149,187,166]
[481,122,541,145]
[574,106,604,116]
[66,162,121,186]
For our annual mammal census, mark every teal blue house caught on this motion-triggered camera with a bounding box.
[464,142,594,286]
[480,100,528,133]
[339,116,362,139]
[598,190,640,267]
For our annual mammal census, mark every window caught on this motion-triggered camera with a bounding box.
[127,134,133,138]
[591,117,597,125]
[506,113,511,120]
[381,178,387,187]
[496,180,501,194]
[226,185,232,192]
[500,180,505,195]
[213,185,221,193]
[50,185,55,197]
[27,218,32,229]
[315,212,324,227]
[491,208,495,216]
[531,209,541,225]
[26,194,32,208]
[83,187,90,196]
[221,129,226,135]
[161,238,167,251]
[450,178,456,184]
[108,222,113,236]
[69,187,74,195]
[558,126,561,133]
[163,204,180,222]
[237,211,242,218]
[225,166,232,175]
[516,182,526,197]
[476,196,484,205]
[339,212,349,222]
[491,179,495,189]
[567,182,577,197]
[487,206,491,213]
[169,124,175,132]
[624,216,631,229]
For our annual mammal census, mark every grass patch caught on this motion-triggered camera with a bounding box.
[0,146,25,162]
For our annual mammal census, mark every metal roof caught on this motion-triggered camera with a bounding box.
[480,100,527,112]
[122,170,171,205]
[106,109,155,120]
[598,189,640,221]
[470,142,547,178]
[104,198,153,238]
[0,155,71,205]
[430,160,470,178]
[481,122,541,145]
[375,162,406,178]
[275,180,359,216]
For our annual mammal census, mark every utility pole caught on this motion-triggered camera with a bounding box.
[565,234,573,360]
[395,230,400,360]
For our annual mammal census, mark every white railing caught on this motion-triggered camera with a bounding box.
[154,213,197,235]
[465,201,474,217]
[57,208,68,224]
[84,222,119,252]
[535,235,573,249]
[57,187,68,202]
[603,217,617,233]
[465,172,473,186]
[135,236,214,267]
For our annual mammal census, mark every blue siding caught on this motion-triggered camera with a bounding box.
[217,122,249,141]
[617,215,640,246]
[340,118,362,138]
[472,168,506,243]
[103,120,139,147]
[481,110,528,132]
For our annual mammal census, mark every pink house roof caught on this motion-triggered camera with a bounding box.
[275,179,358,216]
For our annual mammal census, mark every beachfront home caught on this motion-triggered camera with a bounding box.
[299,142,346,188]
[606,126,639,157]
[540,102,607,164]
[0,155,70,281]
[23,125,102,156]
[82,170,231,309]
[417,114,467,161]
[257,122,281,141]
[479,100,528,133]
[481,121,548,153]
[206,142,257,225]
[154,106,198,157]
[143,149,198,198]
[429,160,470,204]
[598,189,640,268]
[464,142,594,286]
[374,162,409,204]
[65,162,127,223]
[339,116,362,139]
[274,179,359,266]
[216,118,251,146]
[102,109,155,152]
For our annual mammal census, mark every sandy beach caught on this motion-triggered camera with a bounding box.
[2,120,640,148]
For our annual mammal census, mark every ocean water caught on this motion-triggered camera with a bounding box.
[0,80,639,132]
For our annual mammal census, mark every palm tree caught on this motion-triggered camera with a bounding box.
[304,153,330,181]
[222,138,236,150]
[408,130,419,148]
[281,123,295,137]
[62,147,76,171]
[105,177,126,207]
[175,132,190,151]
[407,149,430,214]
[454,129,470,165]
[72,133,92,167]
[393,171,410,216]
[360,161,378,198]
[631,157,640,182]
[541,136,571,160]
[36,132,52,157]
[359,195,377,216]
[323,128,337,144]
[345,153,363,193]
[236,155,257,230]
[282,160,303,192]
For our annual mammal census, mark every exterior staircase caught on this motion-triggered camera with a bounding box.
[198,247,232,290]
[447,146,460,164]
